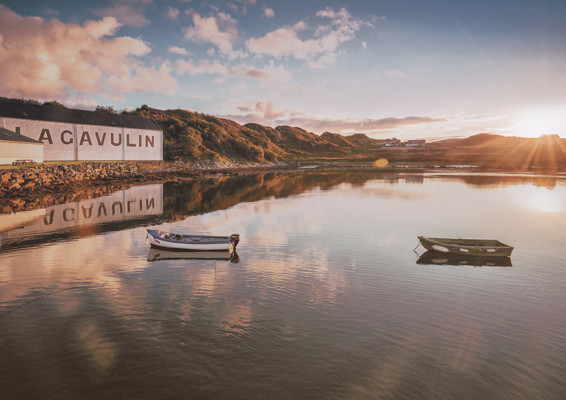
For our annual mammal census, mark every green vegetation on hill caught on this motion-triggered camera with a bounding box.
[124,106,385,163]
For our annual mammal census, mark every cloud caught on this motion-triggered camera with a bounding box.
[224,101,301,125]
[168,46,190,56]
[306,52,338,69]
[164,6,180,20]
[0,6,177,101]
[245,24,317,60]
[281,116,446,134]
[226,3,237,13]
[245,7,368,67]
[384,70,408,79]
[223,101,445,134]
[93,0,153,27]
[229,0,257,13]
[175,59,291,86]
[263,6,275,18]
[176,59,229,75]
[231,81,247,94]
[183,11,245,59]
[105,62,177,96]
[230,62,291,85]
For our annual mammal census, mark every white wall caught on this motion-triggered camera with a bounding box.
[0,117,162,161]
[0,141,44,165]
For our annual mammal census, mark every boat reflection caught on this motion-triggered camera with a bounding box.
[147,248,240,263]
[416,251,512,267]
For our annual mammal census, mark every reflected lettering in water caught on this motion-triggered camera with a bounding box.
[0,184,163,252]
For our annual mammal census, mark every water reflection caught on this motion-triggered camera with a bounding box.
[1,170,566,399]
[425,172,562,189]
[0,184,163,252]
[416,251,513,267]
[1,170,426,250]
[147,248,239,263]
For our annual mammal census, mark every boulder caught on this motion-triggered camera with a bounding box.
[1,173,12,184]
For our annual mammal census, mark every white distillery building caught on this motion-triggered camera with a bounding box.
[0,99,163,162]
[0,127,44,165]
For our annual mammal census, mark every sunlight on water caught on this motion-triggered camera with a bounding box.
[505,185,565,213]
[1,171,566,399]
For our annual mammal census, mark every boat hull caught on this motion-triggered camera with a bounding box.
[147,229,239,251]
[418,236,513,257]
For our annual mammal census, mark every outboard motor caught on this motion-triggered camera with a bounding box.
[230,234,240,249]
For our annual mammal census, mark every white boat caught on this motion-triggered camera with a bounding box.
[147,229,240,251]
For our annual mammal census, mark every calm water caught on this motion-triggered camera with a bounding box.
[1,170,565,399]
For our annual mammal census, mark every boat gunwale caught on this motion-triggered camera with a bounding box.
[147,229,232,245]
[418,236,513,250]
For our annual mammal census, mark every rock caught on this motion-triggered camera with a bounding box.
[1,173,12,184]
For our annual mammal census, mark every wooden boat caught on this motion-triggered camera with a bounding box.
[147,229,240,251]
[417,251,512,267]
[147,248,239,263]
[418,236,513,257]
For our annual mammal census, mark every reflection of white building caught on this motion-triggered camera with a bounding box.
[0,99,162,161]
[0,127,44,165]
[0,184,163,248]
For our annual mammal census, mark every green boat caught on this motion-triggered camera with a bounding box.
[418,236,514,257]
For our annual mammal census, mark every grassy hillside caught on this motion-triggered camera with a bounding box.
[125,106,384,163]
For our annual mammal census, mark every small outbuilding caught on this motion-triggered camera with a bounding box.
[0,127,44,165]
[405,139,426,147]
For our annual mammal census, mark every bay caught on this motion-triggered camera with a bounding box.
[1,170,565,399]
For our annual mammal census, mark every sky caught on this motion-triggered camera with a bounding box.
[0,0,565,140]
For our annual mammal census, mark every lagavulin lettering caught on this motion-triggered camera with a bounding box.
[37,128,155,148]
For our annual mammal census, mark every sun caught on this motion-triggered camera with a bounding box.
[511,107,566,138]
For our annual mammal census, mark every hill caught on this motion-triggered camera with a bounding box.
[125,106,358,163]
[429,133,566,171]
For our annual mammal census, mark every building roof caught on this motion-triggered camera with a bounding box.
[0,99,161,131]
[0,127,42,144]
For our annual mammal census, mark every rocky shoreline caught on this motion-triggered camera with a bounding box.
[0,162,294,211]
[1,163,139,194]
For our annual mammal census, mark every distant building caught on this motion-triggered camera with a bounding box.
[0,127,44,165]
[384,138,402,147]
[405,139,426,147]
[0,99,162,162]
